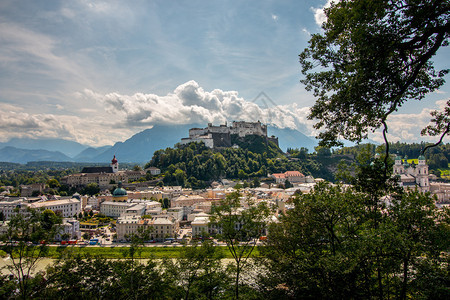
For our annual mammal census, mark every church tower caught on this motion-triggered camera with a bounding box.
[393,154,404,175]
[111,155,119,173]
[416,155,429,192]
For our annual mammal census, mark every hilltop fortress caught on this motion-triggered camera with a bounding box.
[180,121,279,149]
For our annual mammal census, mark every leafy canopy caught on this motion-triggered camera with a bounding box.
[300,0,449,147]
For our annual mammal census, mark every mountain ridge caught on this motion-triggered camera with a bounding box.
[0,124,318,164]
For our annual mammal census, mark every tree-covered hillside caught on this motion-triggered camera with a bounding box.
[145,139,345,188]
[335,142,450,174]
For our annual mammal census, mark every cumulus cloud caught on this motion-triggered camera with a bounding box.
[370,98,450,144]
[2,81,445,147]
[312,0,338,27]
[84,80,317,134]
[0,102,131,146]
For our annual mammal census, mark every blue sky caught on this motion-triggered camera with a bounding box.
[0,0,448,147]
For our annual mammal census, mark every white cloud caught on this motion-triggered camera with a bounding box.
[2,81,446,147]
[271,14,278,21]
[370,98,450,144]
[0,105,130,146]
[83,80,317,135]
[312,0,337,27]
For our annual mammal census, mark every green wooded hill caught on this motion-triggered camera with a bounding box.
[335,142,450,175]
[146,141,450,188]
[145,137,347,188]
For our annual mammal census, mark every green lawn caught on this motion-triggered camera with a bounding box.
[406,159,418,164]
[2,245,261,259]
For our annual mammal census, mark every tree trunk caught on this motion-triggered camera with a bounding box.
[400,256,409,300]
[235,261,240,299]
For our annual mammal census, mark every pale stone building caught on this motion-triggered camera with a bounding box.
[116,215,178,241]
[270,171,306,184]
[393,155,429,192]
[100,201,136,218]
[31,198,81,218]
[61,156,145,189]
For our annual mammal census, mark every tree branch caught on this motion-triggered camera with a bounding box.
[421,122,450,155]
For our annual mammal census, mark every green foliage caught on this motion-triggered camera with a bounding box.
[300,0,449,147]
[230,134,282,157]
[260,182,449,299]
[42,255,168,299]
[161,240,229,299]
[46,178,60,188]
[132,165,143,171]
[147,142,340,186]
[211,191,270,299]
[287,147,309,159]
[83,182,100,196]
[314,146,331,157]
[0,207,62,299]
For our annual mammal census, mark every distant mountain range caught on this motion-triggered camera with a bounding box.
[0,146,73,164]
[268,126,317,153]
[0,124,318,164]
[0,138,88,158]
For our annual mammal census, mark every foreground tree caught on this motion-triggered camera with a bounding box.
[0,207,62,298]
[421,99,450,153]
[42,254,167,299]
[300,0,449,148]
[259,181,449,299]
[161,240,230,299]
[211,191,270,299]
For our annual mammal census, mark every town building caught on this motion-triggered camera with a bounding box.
[191,215,210,237]
[57,218,81,240]
[429,182,450,204]
[269,171,306,184]
[167,207,184,221]
[0,198,28,220]
[393,155,429,192]
[61,156,146,189]
[30,198,81,218]
[171,195,207,207]
[145,167,161,176]
[116,215,178,241]
[100,201,137,218]
[20,183,46,197]
[112,182,128,202]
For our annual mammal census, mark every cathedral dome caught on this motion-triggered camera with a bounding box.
[113,187,127,197]
[112,181,127,198]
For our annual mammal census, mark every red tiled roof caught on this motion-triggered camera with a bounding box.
[284,171,304,177]
[271,173,285,178]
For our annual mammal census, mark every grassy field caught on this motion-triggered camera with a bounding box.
[406,159,419,164]
[438,168,450,180]
[2,245,261,259]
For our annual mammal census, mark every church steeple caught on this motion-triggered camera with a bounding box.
[111,155,119,173]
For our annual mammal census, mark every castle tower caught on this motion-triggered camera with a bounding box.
[111,155,119,173]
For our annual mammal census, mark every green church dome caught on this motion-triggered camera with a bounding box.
[113,181,127,196]
[113,188,127,196]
